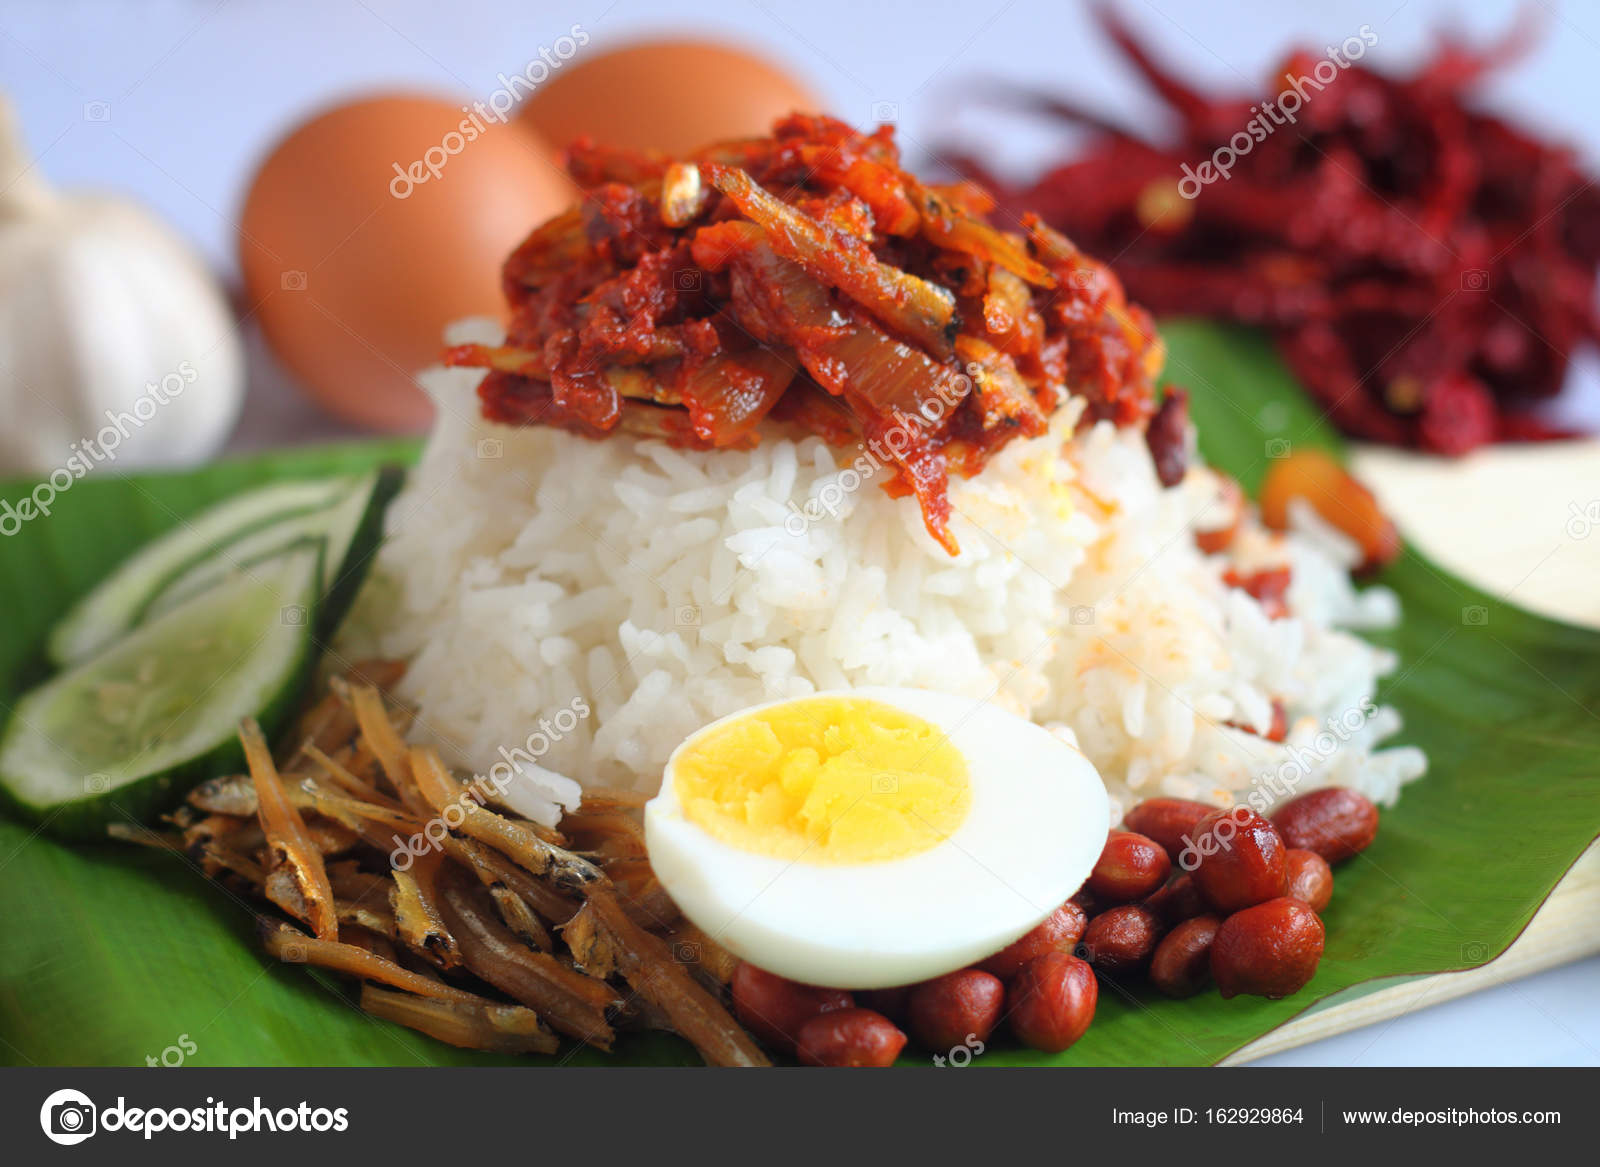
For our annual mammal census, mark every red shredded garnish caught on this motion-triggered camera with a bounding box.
[951,8,1600,454]
[1227,698,1289,743]
[1223,566,1293,621]
[448,114,1164,554]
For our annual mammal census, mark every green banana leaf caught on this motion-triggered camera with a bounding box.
[1,321,1595,1067]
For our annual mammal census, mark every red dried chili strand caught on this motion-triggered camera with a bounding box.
[954,6,1598,454]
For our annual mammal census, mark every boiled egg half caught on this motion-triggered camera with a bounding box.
[644,688,1108,988]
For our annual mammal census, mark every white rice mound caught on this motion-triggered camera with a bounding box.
[343,320,1427,827]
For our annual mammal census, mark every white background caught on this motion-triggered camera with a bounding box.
[1,0,1595,1065]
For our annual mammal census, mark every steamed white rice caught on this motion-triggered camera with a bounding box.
[342,319,1427,827]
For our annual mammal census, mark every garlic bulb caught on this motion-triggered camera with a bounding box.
[0,100,243,476]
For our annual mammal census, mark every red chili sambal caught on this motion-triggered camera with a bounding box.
[445,114,1164,554]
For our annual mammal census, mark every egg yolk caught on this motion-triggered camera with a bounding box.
[671,697,971,864]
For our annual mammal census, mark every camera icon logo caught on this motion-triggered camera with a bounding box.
[1265,438,1292,459]
[671,941,701,964]
[82,101,111,122]
[280,604,308,626]
[476,438,504,460]
[1462,605,1489,626]
[281,270,308,292]
[871,774,900,795]
[1566,499,1600,540]
[1460,269,1490,292]
[674,269,702,292]
[1068,605,1095,626]
[871,100,899,124]
[40,1088,97,1145]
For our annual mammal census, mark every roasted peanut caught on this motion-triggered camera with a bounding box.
[731,962,853,1054]
[1087,830,1172,903]
[1008,953,1097,1054]
[1259,448,1400,571]
[1145,873,1208,925]
[1149,915,1221,998]
[906,969,1005,1052]
[977,901,1088,980]
[1211,898,1325,999]
[1122,798,1214,864]
[1188,806,1287,914]
[1145,387,1191,487]
[1273,787,1379,864]
[795,1008,907,1067]
[1080,904,1163,976]
[1284,848,1334,912]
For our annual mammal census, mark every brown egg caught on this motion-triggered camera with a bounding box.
[239,93,572,431]
[518,39,820,156]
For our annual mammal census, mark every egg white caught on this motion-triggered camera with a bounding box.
[644,687,1109,989]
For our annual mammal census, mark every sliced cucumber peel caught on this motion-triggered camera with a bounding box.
[45,468,399,669]
[0,543,324,836]
[144,466,398,628]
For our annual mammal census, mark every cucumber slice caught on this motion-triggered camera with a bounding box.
[1,543,323,837]
[143,466,400,632]
[46,468,400,668]
[47,475,358,668]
